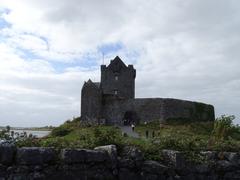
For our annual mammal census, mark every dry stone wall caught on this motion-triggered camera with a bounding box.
[0,144,239,180]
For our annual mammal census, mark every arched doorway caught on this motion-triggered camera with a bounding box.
[123,111,139,125]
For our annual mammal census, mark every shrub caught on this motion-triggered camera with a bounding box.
[92,126,123,147]
[16,138,41,147]
[51,126,72,137]
[40,137,71,149]
[152,135,207,151]
[0,129,10,140]
[212,115,236,140]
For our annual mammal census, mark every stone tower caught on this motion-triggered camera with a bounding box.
[100,56,136,99]
[81,79,102,122]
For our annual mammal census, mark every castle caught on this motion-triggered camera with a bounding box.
[81,56,215,125]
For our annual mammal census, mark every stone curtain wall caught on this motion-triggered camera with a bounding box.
[102,97,215,125]
[149,98,215,122]
[0,144,239,180]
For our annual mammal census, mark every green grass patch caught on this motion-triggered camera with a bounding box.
[15,115,240,161]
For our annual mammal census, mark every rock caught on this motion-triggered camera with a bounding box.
[61,149,108,164]
[121,146,144,169]
[194,164,210,174]
[122,146,144,161]
[180,174,196,180]
[200,151,217,161]
[118,158,135,169]
[29,172,45,180]
[94,144,117,162]
[85,149,108,163]
[0,144,16,165]
[141,160,169,175]
[224,170,240,180]
[94,145,118,169]
[0,140,14,146]
[215,160,236,172]
[14,166,30,175]
[61,149,85,164]
[118,168,140,180]
[16,147,57,165]
[0,164,7,179]
[162,150,186,169]
[34,166,43,171]
[141,174,160,180]
[223,152,239,164]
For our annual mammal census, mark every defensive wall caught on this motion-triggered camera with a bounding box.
[0,144,239,180]
[102,97,215,125]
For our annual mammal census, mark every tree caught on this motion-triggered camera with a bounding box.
[6,125,10,133]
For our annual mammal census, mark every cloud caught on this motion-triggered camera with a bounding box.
[0,0,240,126]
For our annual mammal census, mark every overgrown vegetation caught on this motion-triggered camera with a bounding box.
[211,115,239,140]
[11,115,240,161]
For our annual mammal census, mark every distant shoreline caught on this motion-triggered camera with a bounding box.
[0,127,53,131]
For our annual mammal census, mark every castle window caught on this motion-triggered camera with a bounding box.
[115,75,118,81]
[114,90,118,95]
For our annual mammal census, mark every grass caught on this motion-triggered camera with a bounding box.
[15,115,240,161]
[136,120,213,140]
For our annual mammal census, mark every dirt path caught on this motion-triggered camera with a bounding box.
[119,126,139,138]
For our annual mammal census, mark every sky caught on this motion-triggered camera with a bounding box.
[0,0,239,127]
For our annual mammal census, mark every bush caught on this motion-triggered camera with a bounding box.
[0,129,10,140]
[212,115,236,140]
[40,137,71,149]
[210,138,240,152]
[152,135,207,151]
[51,126,72,137]
[92,126,123,147]
[16,138,41,147]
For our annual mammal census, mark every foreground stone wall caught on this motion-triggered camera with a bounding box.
[0,144,239,180]
[102,97,215,125]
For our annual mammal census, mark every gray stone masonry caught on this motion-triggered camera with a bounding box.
[81,56,215,125]
[1,144,240,179]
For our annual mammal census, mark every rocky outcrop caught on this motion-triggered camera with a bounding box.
[0,144,240,179]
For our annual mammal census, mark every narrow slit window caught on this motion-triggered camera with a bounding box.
[114,90,118,95]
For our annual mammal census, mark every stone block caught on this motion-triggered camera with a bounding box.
[200,151,218,160]
[94,144,117,168]
[141,160,169,175]
[118,158,135,169]
[0,144,16,165]
[162,150,186,169]
[194,164,210,174]
[85,149,108,163]
[118,168,140,180]
[223,152,239,164]
[94,144,117,161]
[224,170,240,180]
[122,146,143,161]
[16,147,57,165]
[61,149,108,164]
[215,160,236,172]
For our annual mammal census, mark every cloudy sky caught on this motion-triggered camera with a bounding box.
[0,0,239,127]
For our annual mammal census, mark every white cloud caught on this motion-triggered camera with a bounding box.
[0,0,240,126]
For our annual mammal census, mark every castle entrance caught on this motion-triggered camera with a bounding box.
[123,111,138,125]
